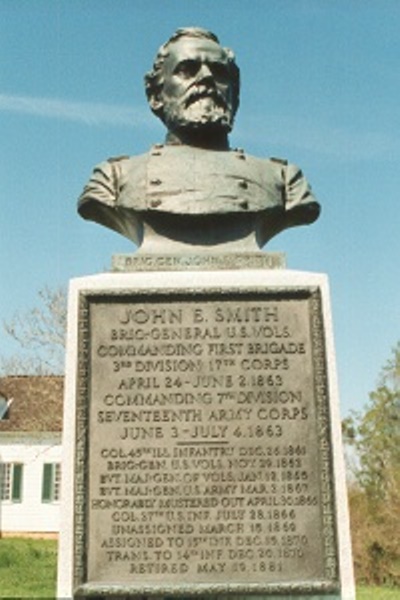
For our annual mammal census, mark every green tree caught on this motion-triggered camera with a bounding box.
[0,286,67,375]
[347,343,400,585]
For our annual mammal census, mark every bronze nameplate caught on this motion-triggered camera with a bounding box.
[112,252,286,272]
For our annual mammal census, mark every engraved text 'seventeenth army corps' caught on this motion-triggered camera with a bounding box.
[78,28,320,247]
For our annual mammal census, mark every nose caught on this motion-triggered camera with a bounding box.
[197,62,213,81]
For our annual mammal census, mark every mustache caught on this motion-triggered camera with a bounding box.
[183,85,228,109]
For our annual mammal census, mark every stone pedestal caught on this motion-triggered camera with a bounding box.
[57,264,354,600]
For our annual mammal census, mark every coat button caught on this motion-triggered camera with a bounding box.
[150,199,162,208]
[238,180,248,189]
[150,178,162,185]
[239,200,249,209]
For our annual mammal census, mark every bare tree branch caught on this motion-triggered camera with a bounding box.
[0,285,67,375]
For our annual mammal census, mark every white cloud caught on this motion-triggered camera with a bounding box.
[0,93,153,128]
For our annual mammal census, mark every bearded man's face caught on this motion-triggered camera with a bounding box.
[159,37,236,134]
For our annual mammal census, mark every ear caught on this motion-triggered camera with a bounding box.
[148,93,164,115]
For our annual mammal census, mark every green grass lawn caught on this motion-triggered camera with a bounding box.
[357,587,400,599]
[1,537,400,599]
[0,537,57,598]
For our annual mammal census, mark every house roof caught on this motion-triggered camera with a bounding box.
[0,376,63,432]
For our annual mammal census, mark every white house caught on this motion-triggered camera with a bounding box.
[0,376,63,537]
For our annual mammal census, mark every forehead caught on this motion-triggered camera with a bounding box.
[164,37,228,71]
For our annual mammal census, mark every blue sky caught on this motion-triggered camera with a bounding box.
[1,0,399,417]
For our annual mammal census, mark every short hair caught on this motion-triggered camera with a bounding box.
[144,27,240,120]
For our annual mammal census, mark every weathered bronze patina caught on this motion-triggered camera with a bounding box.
[78,28,320,250]
[73,286,338,597]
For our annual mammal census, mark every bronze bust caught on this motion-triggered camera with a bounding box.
[78,28,320,250]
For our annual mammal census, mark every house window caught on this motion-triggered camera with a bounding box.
[0,463,23,502]
[42,463,61,502]
[0,393,12,420]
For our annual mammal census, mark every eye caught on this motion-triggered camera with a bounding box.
[210,62,230,81]
[174,59,200,78]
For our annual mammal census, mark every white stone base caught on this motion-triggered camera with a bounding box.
[57,268,355,600]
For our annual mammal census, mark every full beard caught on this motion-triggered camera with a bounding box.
[164,95,234,133]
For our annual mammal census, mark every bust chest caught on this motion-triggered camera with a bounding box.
[118,145,285,214]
